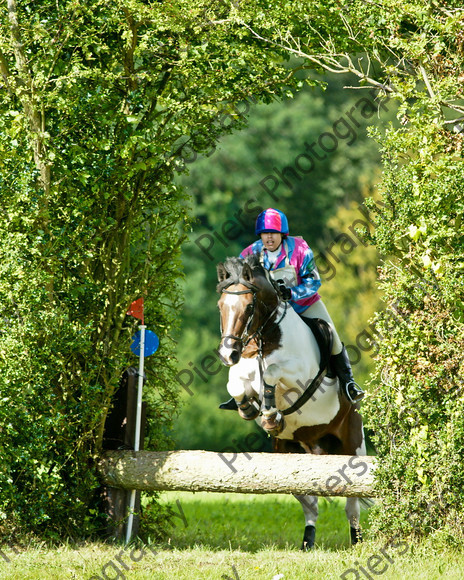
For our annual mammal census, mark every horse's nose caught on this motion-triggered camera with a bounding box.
[230,349,241,365]
[218,339,242,366]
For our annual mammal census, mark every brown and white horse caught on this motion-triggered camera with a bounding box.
[217,254,366,549]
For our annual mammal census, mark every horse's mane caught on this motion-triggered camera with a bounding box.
[216,254,264,292]
[217,254,280,294]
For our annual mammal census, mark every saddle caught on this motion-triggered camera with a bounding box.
[279,316,335,417]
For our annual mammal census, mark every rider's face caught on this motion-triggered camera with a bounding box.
[260,232,283,252]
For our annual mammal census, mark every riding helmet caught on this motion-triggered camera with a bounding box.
[255,208,289,236]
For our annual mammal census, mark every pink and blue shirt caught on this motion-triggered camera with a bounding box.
[240,236,321,314]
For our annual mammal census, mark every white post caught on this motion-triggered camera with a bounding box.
[125,324,146,544]
[134,325,146,453]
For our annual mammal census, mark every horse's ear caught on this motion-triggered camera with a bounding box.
[242,263,253,282]
[217,263,229,282]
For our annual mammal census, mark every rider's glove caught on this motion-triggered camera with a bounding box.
[276,280,292,301]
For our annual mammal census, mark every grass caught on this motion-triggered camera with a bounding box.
[1,492,464,579]
[157,492,364,551]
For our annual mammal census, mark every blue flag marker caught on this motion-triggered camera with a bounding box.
[131,329,159,357]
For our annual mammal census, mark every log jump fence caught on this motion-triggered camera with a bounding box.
[100,369,376,540]
[99,449,376,498]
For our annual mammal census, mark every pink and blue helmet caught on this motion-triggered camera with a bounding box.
[255,208,289,236]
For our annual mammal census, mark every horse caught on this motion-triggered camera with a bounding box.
[216,253,366,550]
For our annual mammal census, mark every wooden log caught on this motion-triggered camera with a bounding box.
[99,450,377,498]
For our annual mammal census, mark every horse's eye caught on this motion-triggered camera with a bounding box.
[246,304,253,313]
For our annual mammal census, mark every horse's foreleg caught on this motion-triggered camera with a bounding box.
[260,364,284,435]
[227,384,260,421]
[225,358,261,420]
[294,494,318,551]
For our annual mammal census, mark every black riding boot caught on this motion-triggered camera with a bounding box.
[218,397,238,411]
[332,345,365,404]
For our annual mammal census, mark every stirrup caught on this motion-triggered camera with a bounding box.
[345,381,365,404]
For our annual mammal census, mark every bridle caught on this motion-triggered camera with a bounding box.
[220,279,287,354]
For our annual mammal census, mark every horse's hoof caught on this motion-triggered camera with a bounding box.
[261,412,284,435]
[350,526,362,545]
[238,407,260,421]
[301,524,315,551]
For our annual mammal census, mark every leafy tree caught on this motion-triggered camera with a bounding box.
[0,0,312,539]
[247,0,464,540]
[2,0,462,544]
[341,1,464,541]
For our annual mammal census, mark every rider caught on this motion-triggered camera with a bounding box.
[220,207,365,407]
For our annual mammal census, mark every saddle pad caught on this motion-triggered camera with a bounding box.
[281,317,335,416]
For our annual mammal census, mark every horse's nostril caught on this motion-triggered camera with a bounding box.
[230,349,241,365]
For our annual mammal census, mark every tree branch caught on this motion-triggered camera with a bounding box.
[0,49,11,91]
[123,7,139,94]
[440,102,464,115]
[240,21,394,94]
[419,63,436,100]
[443,116,464,125]
[7,0,51,196]
[45,29,72,86]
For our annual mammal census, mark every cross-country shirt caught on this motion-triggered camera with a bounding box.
[240,236,321,314]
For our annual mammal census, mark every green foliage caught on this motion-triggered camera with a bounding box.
[238,0,464,541]
[326,3,464,542]
[1,0,462,545]
[363,116,464,541]
[0,0,309,540]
